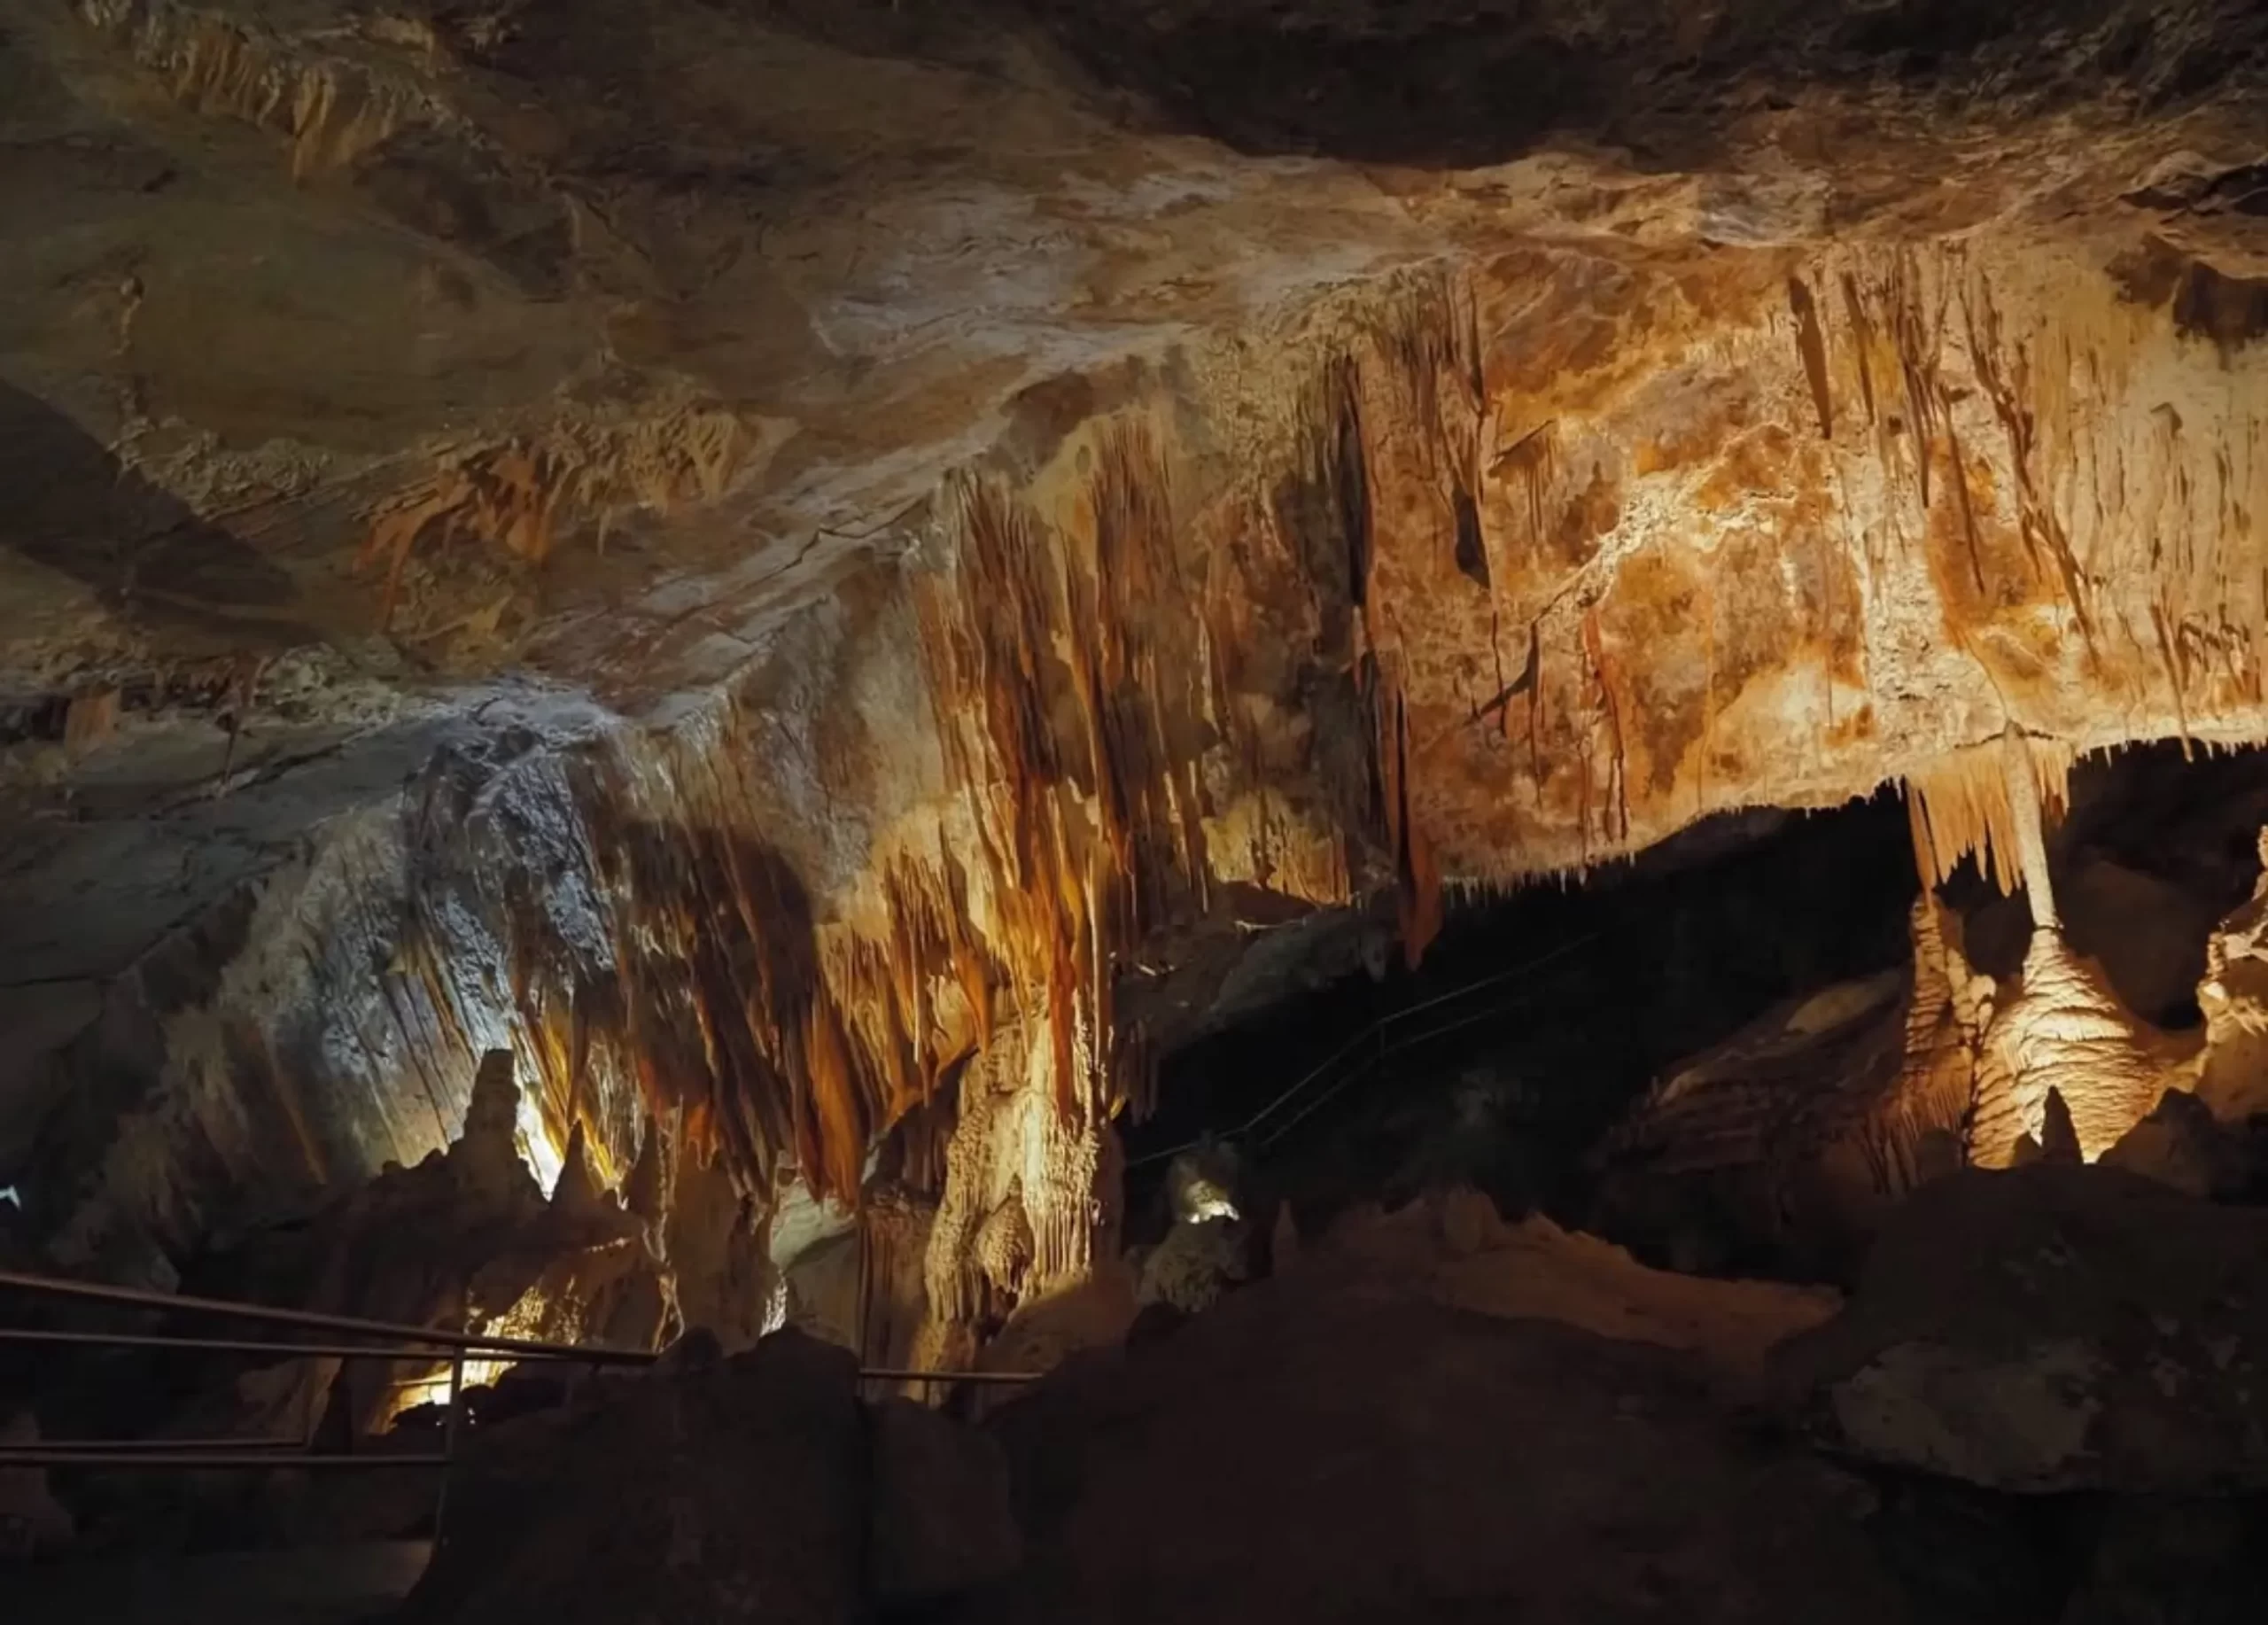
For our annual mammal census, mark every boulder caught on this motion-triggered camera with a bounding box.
[1316,1188,1839,1398]
[1860,1473,2078,1625]
[867,1397,1021,1605]
[2101,1090,2245,1199]
[1775,1166,2268,1491]
[1132,1217,1249,1314]
[975,1259,1138,1379]
[981,1271,1917,1624]
[396,1328,866,1625]
[2062,856,2222,1027]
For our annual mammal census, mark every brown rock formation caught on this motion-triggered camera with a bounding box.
[1776,1164,2268,1492]
[1317,1188,1840,1397]
[397,1330,870,1625]
[397,1323,1023,1622]
[1593,916,1966,1271]
[2199,830,2268,1120]
[984,1272,1915,1624]
[2101,1086,2249,1196]
[4,0,2268,1364]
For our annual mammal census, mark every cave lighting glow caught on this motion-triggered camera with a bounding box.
[382,1358,515,1426]
[515,1088,566,1194]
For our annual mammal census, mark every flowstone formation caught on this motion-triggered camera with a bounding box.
[1593,766,2268,1275]
[4,0,2268,1372]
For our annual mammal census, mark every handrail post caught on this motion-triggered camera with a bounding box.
[432,1352,466,1549]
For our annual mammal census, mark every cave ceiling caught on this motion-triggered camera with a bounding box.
[4,0,2268,1243]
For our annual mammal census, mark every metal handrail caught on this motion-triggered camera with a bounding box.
[0,1327,567,1362]
[1131,929,1603,1169]
[0,1271,1043,1384]
[0,1270,657,1365]
[1,1449,452,1469]
[0,1264,1039,1540]
[12,1436,307,1456]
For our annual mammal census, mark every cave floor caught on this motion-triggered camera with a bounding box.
[6,1537,429,1625]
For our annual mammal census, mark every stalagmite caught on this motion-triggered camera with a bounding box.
[1886,897,1993,1176]
[913,1008,1125,1372]
[2197,828,2268,1121]
[1594,898,1984,1259]
[1948,729,2180,1164]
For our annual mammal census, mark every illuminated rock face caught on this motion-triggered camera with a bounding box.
[2199,832,2268,1120]
[1970,930,2182,1165]
[1596,873,2224,1262]
[4,2,2268,1340]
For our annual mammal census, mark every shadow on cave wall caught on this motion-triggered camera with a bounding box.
[800,0,2268,169]
[665,0,2268,181]
[0,376,315,653]
[1130,791,1923,1235]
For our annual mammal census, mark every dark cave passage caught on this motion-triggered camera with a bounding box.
[1130,739,2268,1279]
[1130,789,1924,1241]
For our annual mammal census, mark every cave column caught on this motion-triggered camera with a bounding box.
[2002,724,2059,931]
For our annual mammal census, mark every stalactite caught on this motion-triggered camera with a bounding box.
[892,414,1224,1348]
[1371,662,1443,968]
[371,693,1014,1214]
[922,1064,1001,1329]
[916,411,1311,1127]
[2000,724,2061,929]
[1904,733,2075,896]
[1960,278,2095,641]
[1787,275,1835,441]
